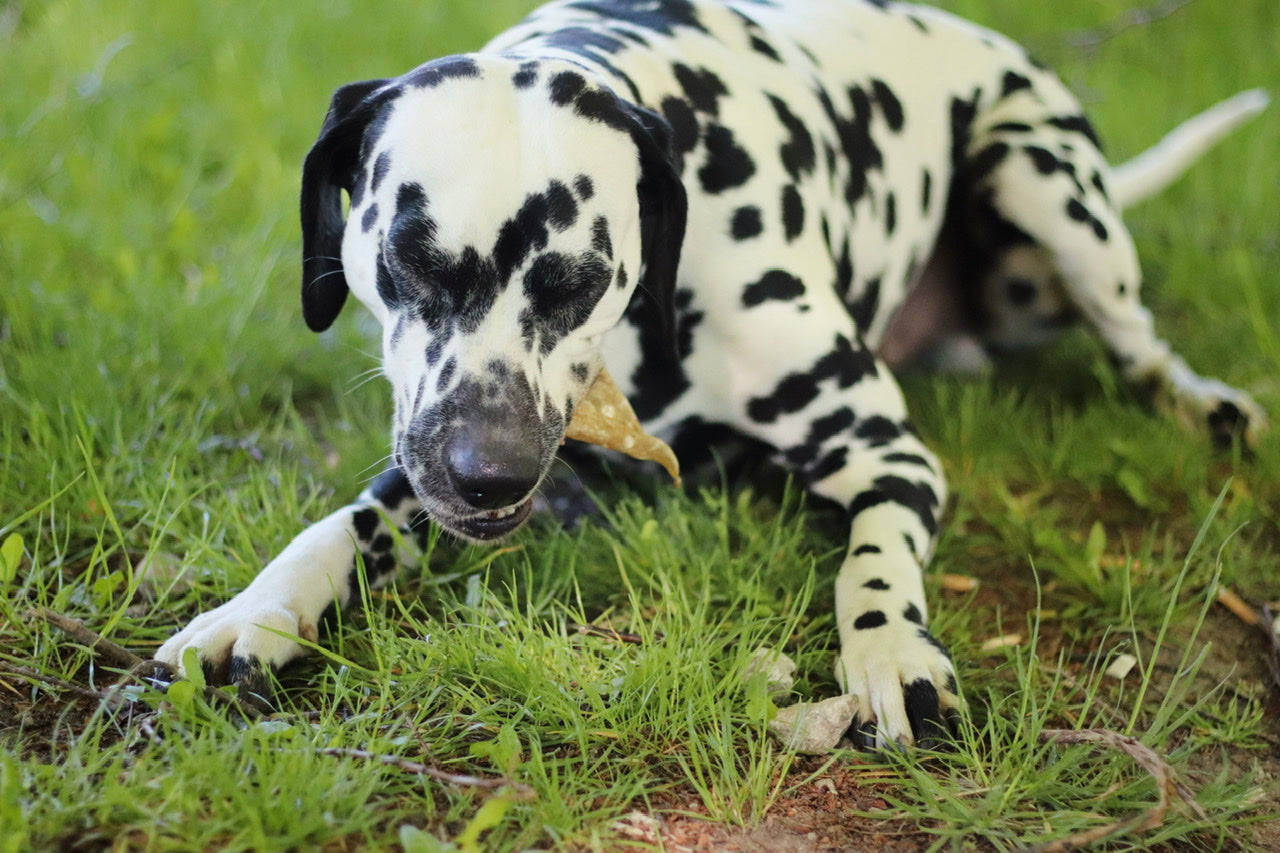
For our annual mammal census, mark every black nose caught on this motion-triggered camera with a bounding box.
[444,433,540,510]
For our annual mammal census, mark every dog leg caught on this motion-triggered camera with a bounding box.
[735,317,957,748]
[963,91,1267,448]
[155,466,422,705]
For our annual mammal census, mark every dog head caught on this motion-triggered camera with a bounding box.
[299,56,686,541]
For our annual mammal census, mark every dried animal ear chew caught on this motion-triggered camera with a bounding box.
[565,368,681,486]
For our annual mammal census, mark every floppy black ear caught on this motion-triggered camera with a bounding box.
[624,104,688,347]
[299,79,392,332]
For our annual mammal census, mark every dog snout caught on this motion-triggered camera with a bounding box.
[444,428,541,509]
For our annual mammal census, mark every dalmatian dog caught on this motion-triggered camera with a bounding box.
[157,0,1268,748]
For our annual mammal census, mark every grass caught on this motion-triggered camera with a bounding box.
[1,0,1277,849]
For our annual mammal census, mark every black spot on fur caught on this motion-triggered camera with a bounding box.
[855,414,901,447]
[370,467,415,512]
[883,452,933,470]
[853,544,882,556]
[848,476,939,536]
[731,205,763,240]
[920,168,933,214]
[591,215,613,258]
[1047,114,1103,149]
[781,185,805,241]
[404,57,482,89]
[699,124,755,193]
[750,34,781,61]
[746,336,876,423]
[769,95,816,181]
[352,508,380,542]
[673,63,728,116]
[854,610,888,630]
[848,276,880,331]
[574,174,595,200]
[903,603,923,625]
[513,61,539,88]
[661,96,700,154]
[863,577,890,590]
[871,79,904,132]
[884,192,897,236]
[567,0,706,36]
[742,270,806,307]
[1000,70,1033,97]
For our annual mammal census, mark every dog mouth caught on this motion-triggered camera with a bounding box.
[440,497,535,542]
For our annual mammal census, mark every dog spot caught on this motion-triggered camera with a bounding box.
[731,205,763,240]
[591,215,613,259]
[854,610,888,630]
[437,357,456,393]
[781,185,805,241]
[405,57,482,89]
[1047,114,1103,149]
[746,335,876,422]
[848,276,880,330]
[903,603,923,625]
[583,0,707,35]
[882,451,933,471]
[376,256,399,309]
[849,476,939,537]
[1116,282,1127,297]
[743,270,806,307]
[863,577,890,590]
[1065,197,1108,241]
[949,89,982,167]
[574,174,595,201]
[661,96,700,154]
[549,70,587,106]
[698,124,755,193]
[990,120,1034,134]
[806,446,849,483]
[371,151,392,195]
[513,61,539,88]
[426,336,446,367]
[967,141,1011,184]
[1091,169,1109,199]
[523,251,612,352]
[750,34,781,61]
[870,79,904,132]
[352,507,380,542]
[361,203,379,234]
[853,544,882,556]
[884,192,896,236]
[615,262,628,290]
[903,533,918,559]
[1023,145,1059,175]
[854,414,900,446]
[625,288,701,421]
[370,466,416,512]
[673,63,728,116]
[571,362,591,384]
[769,95,816,181]
[1001,70,1033,97]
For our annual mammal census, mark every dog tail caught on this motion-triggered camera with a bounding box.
[1111,88,1269,209]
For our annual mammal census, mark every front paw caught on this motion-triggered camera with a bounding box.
[836,618,960,749]
[154,595,317,708]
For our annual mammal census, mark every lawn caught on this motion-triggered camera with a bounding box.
[1,0,1277,850]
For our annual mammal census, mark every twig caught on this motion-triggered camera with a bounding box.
[571,623,646,644]
[317,747,535,799]
[28,606,265,720]
[1215,586,1262,627]
[1020,728,1205,852]
[28,607,143,669]
[1066,0,1200,52]
[0,659,108,702]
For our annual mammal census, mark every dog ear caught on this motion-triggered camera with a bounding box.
[624,104,688,348]
[299,79,391,332]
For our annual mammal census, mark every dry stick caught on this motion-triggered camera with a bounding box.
[0,659,108,702]
[1020,728,1206,853]
[29,607,144,669]
[318,747,536,800]
[29,606,264,720]
[1065,0,1200,51]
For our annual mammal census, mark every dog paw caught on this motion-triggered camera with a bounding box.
[154,594,318,707]
[1158,359,1269,450]
[836,619,960,750]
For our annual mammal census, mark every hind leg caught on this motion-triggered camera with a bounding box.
[960,101,1267,447]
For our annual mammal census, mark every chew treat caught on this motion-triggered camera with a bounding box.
[565,368,681,485]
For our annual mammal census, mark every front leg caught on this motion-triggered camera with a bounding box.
[738,327,958,748]
[154,467,422,705]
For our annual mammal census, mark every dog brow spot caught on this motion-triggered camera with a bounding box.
[903,603,923,624]
[853,544,882,556]
[863,578,890,590]
[854,610,887,630]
